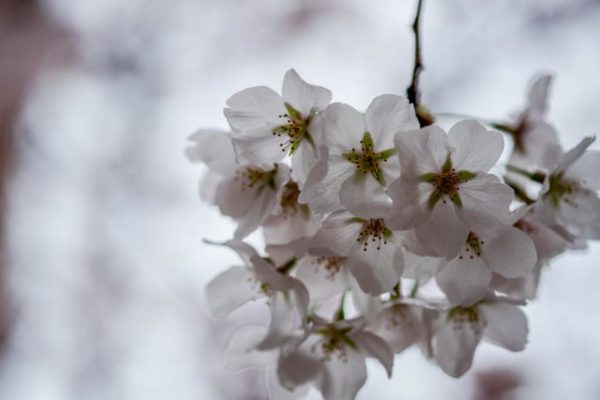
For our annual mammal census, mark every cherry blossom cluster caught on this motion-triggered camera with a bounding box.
[186,69,599,399]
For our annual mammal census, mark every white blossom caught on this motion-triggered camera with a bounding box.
[387,120,514,259]
[224,69,331,183]
[300,95,419,218]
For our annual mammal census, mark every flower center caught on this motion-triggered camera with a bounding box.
[272,103,313,155]
[343,132,395,185]
[235,165,278,192]
[356,218,393,251]
[314,256,345,280]
[313,325,356,362]
[419,155,476,208]
[548,174,582,207]
[458,232,484,260]
[447,306,486,333]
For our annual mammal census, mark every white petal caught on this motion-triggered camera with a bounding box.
[368,305,423,354]
[205,267,262,318]
[365,94,419,150]
[350,330,394,377]
[386,177,431,230]
[308,212,363,257]
[318,347,367,400]
[282,69,332,116]
[448,120,504,172]
[322,103,366,154]
[233,186,280,239]
[339,173,391,219]
[569,150,600,190]
[527,74,552,116]
[266,367,310,400]
[290,139,319,185]
[232,131,286,165]
[415,201,469,259]
[402,250,441,282]
[555,189,600,240]
[555,136,595,174]
[455,173,513,234]
[185,129,237,175]
[434,317,483,378]
[224,86,286,130]
[484,227,537,279]
[347,240,404,295]
[436,257,492,306]
[257,292,299,350]
[277,336,322,390]
[394,126,448,176]
[299,153,354,215]
[223,325,275,371]
[480,303,528,351]
[295,257,350,305]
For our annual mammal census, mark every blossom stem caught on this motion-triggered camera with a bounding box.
[409,281,419,298]
[334,291,348,321]
[390,282,402,300]
[277,257,298,274]
[504,177,535,205]
[407,0,425,110]
[505,164,546,183]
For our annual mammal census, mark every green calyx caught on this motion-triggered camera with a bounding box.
[343,132,395,185]
[547,173,578,208]
[418,154,476,209]
[272,102,313,155]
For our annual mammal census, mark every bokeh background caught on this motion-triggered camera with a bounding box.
[1,0,600,399]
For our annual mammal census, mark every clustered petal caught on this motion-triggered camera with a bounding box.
[186,69,599,399]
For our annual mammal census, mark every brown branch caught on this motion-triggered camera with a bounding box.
[406,0,432,127]
[407,0,424,106]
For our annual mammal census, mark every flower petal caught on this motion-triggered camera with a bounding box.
[322,103,366,154]
[555,136,595,174]
[434,316,483,378]
[350,330,394,377]
[232,130,287,165]
[223,325,275,371]
[480,302,528,351]
[455,173,513,234]
[282,69,332,116]
[436,256,492,306]
[339,173,392,219]
[308,211,363,257]
[415,201,469,259]
[448,120,504,172]
[318,347,367,400]
[347,240,404,295]
[224,86,286,130]
[394,125,448,176]
[365,94,419,150]
[386,177,431,230]
[299,152,354,215]
[185,129,237,175]
[205,266,262,318]
[484,227,537,279]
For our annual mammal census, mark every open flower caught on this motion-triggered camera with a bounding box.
[535,136,600,240]
[435,226,537,306]
[277,316,393,400]
[224,69,331,183]
[205,240,309,350]
[431,297,528,378]
[387,120,514,259]
[307,210,404,295]
[186,129,290,239]
[300,95,419,218]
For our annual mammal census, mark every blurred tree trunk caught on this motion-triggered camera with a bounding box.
[0,0,73,351]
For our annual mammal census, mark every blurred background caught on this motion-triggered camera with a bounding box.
[1,0,600,399]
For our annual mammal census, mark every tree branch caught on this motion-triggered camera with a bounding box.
[406,0,430,126]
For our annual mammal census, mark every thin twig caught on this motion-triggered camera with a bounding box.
[407,0,425,107]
